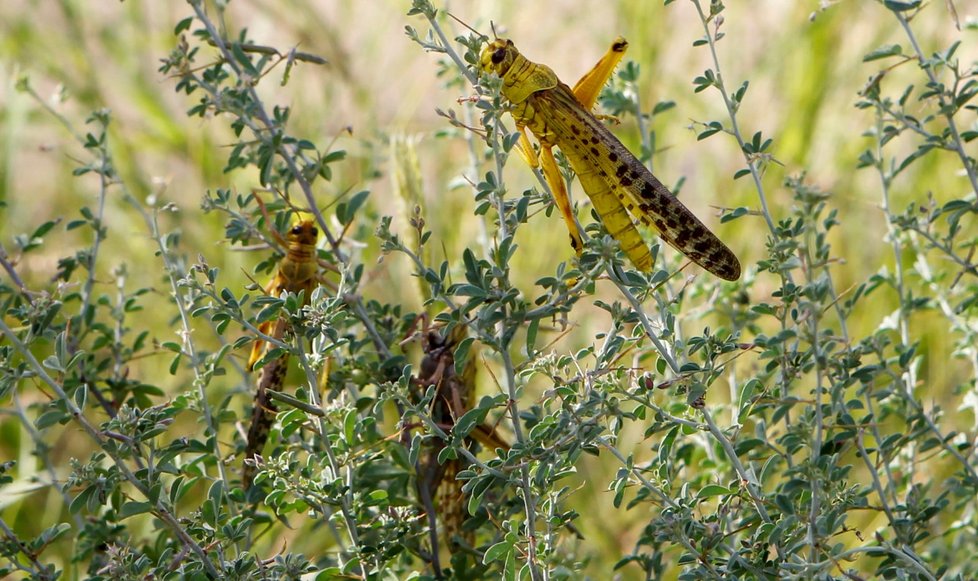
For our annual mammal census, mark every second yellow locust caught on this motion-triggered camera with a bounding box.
[243,218,319,489]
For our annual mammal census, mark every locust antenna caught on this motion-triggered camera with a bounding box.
[265,185,306,215]
[253,185,313,226]
[446,11,488,42]
[324,126,353,158]
[317,182,358,215]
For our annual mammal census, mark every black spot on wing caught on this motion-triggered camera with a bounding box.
[640,181,657,199]
[530,85,741,280]
[674,229,692,248]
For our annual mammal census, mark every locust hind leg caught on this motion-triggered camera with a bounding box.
[242,353,289,490]
[247,325,269,372]
[538,142,586,258]
[247,280,285,371]
[571,37,628,111]
[512,124,586,260]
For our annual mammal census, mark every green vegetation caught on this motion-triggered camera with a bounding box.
[1,0,976,578]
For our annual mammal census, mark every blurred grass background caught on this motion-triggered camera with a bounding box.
[1,0,976,577]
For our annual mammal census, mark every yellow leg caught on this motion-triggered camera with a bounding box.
[248,324,269,372]
[571,37,628,111]
[248,275,278,371]
[515,124,584,257]
[249,316,286,371]
[514,125,539,168]
[539,144,585,256]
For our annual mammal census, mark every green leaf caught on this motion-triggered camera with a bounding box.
[863,44,903,62]
[208,479,224,508]
[737,379,761,423]
[453,336,474,376]
[174,17,193,34]
[69,486,96,514]
[314,568,342,580]
[454,405,489,441]
[453,284,486,298]
[365,489,388,505]
[35,409,68,430]
[467,477,489,517]
[337,190,370,226]
[697,485,732,498]
[168,353,182,375]
[161,341,182,353]
[73,384,88,411]
[38,523,71,545]
[525,318,539,356]
[483,539,513,564]
[31,219,59,239]
[344,408,358,444]
[883,0,921,11]
[437,445,456,464]
[119,501,154,519]
[408,433,422,466]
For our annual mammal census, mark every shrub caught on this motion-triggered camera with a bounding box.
[1,1,976,578]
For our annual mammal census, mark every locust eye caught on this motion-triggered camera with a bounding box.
[310,226,318,237]
[290,225,303,235]
[491,47,506,64]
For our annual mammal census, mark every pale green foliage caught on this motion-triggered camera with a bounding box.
[0,1,976,579]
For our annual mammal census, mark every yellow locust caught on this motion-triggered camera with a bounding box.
[479,37,741,280]
[243,216,319,489]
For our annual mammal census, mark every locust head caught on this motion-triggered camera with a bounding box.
[479,38,558,104]
[480,39,518,78]
[286,220,318,248]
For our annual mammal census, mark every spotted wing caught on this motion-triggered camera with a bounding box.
[534,84,741,281]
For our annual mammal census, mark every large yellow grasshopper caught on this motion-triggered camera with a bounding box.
[480,37,741,280]
[243,214,319,489]
[246,218,320,372]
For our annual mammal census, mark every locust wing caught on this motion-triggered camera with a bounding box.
[533,84,741,281]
